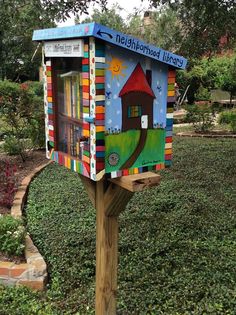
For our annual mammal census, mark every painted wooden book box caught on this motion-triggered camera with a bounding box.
[33,23,187,181]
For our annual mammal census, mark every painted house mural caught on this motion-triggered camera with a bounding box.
[32,23,187,181]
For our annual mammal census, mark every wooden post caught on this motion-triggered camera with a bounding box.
[80,172,161,315]
[95,179,118,314]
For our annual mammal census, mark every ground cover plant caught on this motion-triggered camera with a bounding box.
[1,136,235,314]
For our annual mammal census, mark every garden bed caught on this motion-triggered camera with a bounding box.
[0,154,50,291]
[0,150,47,215]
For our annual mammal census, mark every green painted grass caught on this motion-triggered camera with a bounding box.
[105,129,165,172]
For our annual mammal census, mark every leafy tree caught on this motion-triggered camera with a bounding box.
[221,56,236,104]
[78,4,126,32]
[0,80,44,161]
[147,0,236,57]
[176,54,236,103]
[42,0,108,22]
[127,9,182,52]
[0,0,54,81]
[41,0,236,58]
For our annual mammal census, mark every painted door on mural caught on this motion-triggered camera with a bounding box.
[105,45,168,174]
[141,115,148,129]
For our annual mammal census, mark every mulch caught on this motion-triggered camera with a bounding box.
[0,150,48,215]
[0,252,25,264]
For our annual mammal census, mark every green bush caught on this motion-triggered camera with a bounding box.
[0,80,45,160]
[186,103,215,132]
[0,215,25,256]
[218,110,236,133]
[3,135,26,156]
[176,54,236,104]
[195,84,211,101]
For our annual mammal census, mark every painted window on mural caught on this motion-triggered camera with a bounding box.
[128,105,142,118]
[54,58,83,159]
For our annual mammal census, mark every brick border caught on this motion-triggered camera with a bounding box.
[0,161,52,291]
[176,132,236,139]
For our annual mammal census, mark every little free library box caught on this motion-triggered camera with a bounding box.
[33,23,187,181]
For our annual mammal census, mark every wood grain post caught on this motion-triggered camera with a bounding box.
[95,179,118,315]
[80,172,161,314]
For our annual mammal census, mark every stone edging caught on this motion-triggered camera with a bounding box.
[176,132,236,138]
[0,161,52,291]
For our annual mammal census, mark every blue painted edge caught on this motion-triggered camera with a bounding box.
[32,23,95,41]
[32,22,187,69]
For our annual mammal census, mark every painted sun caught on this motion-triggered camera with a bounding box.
[107,57,127,79]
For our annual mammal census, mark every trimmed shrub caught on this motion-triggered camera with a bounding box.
[0,80,44,160]
[186,103,216,132]
[218,110,236,133]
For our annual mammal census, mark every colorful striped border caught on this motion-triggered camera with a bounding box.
[89,37,96,180]
[95,40,106,179]
[165,68,175,167]
[44,57,55,159]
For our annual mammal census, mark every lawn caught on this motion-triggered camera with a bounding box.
[1,136,236,314]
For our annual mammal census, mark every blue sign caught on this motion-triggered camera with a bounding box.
[33,22,187,69]
[93,24,187,69]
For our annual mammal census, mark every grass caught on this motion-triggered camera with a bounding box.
[1,136,236,314]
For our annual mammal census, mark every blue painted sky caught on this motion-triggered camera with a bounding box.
[105,44,168,131]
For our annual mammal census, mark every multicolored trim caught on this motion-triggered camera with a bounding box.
[43,57,55,159]
[95,40,106,179]
[165,68,175,167]
[89,37,96,180]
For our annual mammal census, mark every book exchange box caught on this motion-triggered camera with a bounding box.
[33,23,187,181]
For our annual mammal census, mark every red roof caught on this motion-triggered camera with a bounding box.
[119,63,155,98]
